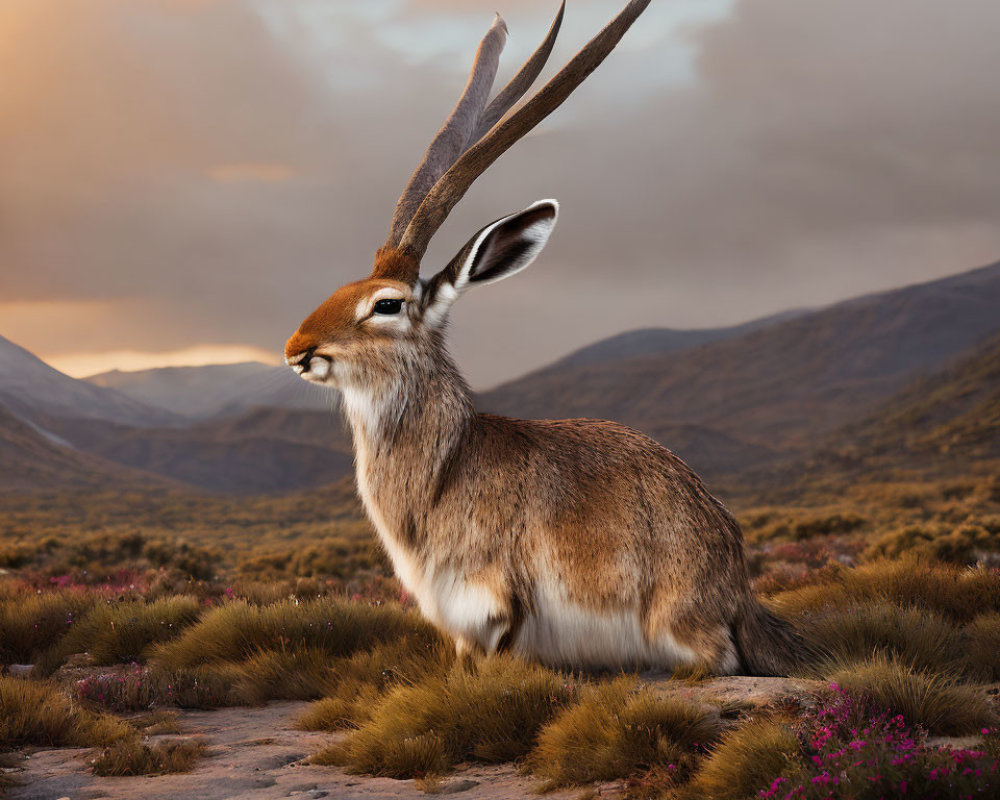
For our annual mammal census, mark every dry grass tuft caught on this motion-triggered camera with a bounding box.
[335,656,575,778]
[91,737,205,776]
[0,676,132,749]
[130,710,182,735]
[38,596,203,673]
[151,599,435,670]
[678,719,800,800]
[964,612,1000,681]
[800,601,966,675]
[774,558,1000,624]
[0,590,98,665]
[828,654,997,736]
[297,639,454,731]
[528,678,721,788]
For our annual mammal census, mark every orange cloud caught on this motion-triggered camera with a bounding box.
[46,345,281,378]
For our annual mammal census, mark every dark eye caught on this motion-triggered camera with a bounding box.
[373,298,403,315]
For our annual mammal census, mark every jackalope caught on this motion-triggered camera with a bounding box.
[286,0,807,675]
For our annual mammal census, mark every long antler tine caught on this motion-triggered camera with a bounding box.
[472,1,566,143]
[400,0,651,261]
[386,14,508,250]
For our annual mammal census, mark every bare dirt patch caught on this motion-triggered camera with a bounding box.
[5,701,587,800]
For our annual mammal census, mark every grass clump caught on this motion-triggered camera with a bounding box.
[965,612,1000,680]
[151,599,435,670]
[829,655,996,736]
[801,602,966,675]
[774,558,1000,624]
[0,676,132,749]
[137,598,441,708]
[130,710,182,735]
[91,737,205,776]
[528,678,721,788]
[0,590,98,665]
[297,639,454,731]
[331,656,575,778]
[679,720,800,800]
[39,596,203,673]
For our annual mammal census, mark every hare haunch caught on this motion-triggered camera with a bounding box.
[286,0,807,676]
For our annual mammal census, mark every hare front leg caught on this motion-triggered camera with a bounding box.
[432,568,519,658]
[454,611,519,659]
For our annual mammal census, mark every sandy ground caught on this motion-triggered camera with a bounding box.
[4,677,823,800]
[4,702,591,800]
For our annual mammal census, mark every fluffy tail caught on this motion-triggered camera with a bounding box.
[733,599,814,677]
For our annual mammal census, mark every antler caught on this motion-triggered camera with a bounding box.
[374,0,649,281]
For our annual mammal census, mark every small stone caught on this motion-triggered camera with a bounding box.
[440,780,480,795]
[8,664,33,677]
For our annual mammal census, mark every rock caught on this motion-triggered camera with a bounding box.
[8,664,33,677]
[439,779,480,794]
[256,752,305,770]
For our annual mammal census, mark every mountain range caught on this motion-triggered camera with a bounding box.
[87,362,333,418]
[2,261,998,494]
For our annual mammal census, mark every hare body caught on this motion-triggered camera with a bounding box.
[338,344,749,673]
[286,2,807,675]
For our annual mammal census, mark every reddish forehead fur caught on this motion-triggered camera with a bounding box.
[285,277,409,359]
[371,246,421,283]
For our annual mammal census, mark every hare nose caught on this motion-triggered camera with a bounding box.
[290,347,316,373]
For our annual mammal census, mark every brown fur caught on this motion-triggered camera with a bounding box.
[286,295,808,674]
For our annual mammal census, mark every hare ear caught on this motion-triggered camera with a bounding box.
[422,199,558,326]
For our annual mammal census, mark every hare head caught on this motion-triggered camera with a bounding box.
[286,0,649,394]
[283,200,557,392]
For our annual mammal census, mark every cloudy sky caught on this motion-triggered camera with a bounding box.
[2,0,999,388]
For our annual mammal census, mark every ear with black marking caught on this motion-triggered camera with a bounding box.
[422,199,558,326]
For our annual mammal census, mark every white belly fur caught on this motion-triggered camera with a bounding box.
[512,583,700,670]
[358,459,698,669]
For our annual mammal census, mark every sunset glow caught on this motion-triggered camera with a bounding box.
[47,345,281,379]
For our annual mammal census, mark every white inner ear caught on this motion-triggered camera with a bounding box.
[455,198,558,291]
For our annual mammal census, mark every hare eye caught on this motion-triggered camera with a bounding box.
[373,299,403,315]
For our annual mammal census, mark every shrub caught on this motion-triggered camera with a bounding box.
[91,737,205,776]
[828,656,996,736]
[333,656,575,778]
[528,678,721,788]
[867,522,1000,565]
[761,685,1000,799]
[0,676,132,749]
[75,666,160,712]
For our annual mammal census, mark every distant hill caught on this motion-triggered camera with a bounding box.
[87,362,333,419]
[839,331,1000,462]
[0,403,172,491]
[549,309,808,371]
[480,261,1000,455]
[0,334,175,427]
[37,407,354,494]
[4,262,998,495]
